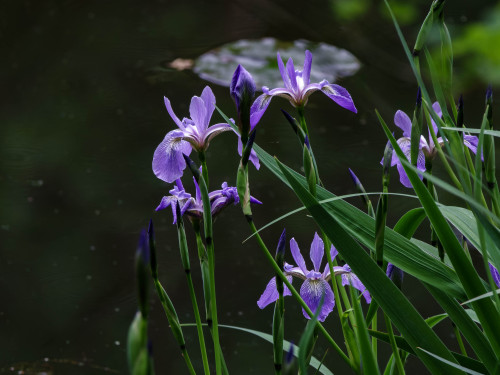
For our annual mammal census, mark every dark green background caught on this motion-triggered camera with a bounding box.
[1,0,498,373]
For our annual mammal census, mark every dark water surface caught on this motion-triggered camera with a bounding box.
[1,0,498,374]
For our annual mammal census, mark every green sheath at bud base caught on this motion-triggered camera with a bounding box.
[237,161,252,218]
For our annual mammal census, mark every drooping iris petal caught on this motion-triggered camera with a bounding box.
[257,276,293,309]
[152,130,193,183]
[320,84,357,113]
[310,232,324,272]
[393,137,425,188]
[341,266,371,304]
[396,162,412,188]
[156,196,174,211]
[394,110,412,138]
[210,196,229,216]
[290,238,308,275]
[464,135,480,156]
[299,278,335,322]
[204,122,232,147]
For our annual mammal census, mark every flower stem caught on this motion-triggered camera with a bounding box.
[246,218,353,369]
[185,275,210,375]
[193,225,230,375]
[452,322,467,356]
[190,161,222,375]
[297,106,309,137]
[384,313,405,375]
[198,151,209,190]
[176,214,210,375]
[296,107,321,192]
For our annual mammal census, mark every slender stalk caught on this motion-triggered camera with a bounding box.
[384,313,405,375]
[193,226,230,375]
[452,323,467,357]
[206,236,221,374]
[185,155,222,374]
[185,275,210,375]
[246,219,353,369]
[297,106,309,137]
[176,208,210,375]
[198,151,209,190]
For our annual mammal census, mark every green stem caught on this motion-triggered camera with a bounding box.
[206,236,221,374]
[452,323,467,357]
[296,107,321,189]
[192,164,222,374]
[297,106,309,137]
[384,313,405,375]
[247,219,353,369]
[177,214,210,375]
[186,274,210,375]
[194,225,229,375]
[199,151,209,190]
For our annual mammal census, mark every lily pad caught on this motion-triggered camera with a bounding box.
[193,38,361,89]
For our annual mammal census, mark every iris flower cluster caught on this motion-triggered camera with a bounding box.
[155,178,261,224]
[152,49,366,321]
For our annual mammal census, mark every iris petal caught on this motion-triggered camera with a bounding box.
[152,130,192,183]
[299,279,335,322]
[257,276,293,309]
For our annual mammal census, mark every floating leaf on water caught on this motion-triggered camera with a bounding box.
[193,38,361,88]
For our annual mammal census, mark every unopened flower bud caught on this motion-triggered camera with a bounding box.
[230,65,256,142]
[275,228,287,269]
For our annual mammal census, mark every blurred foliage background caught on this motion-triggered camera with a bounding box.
[0,0,498,373]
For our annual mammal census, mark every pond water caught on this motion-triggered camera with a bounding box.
[1,0,498,374]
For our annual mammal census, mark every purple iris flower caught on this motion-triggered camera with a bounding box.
[383,102,479,188]
[156,178,262,224]
[257,232,370,322]
[152,86,232,183]
[250,50,357,128]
